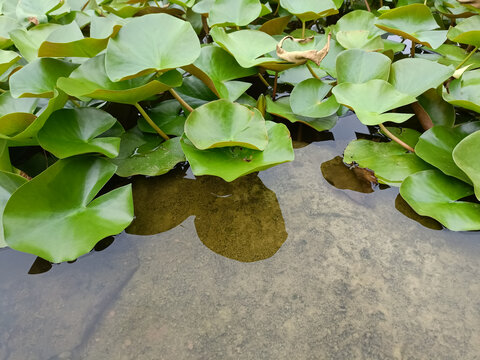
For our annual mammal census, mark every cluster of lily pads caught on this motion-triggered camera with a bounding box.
[0,0,479,263]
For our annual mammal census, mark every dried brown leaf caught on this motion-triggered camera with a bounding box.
[276,34,331,66]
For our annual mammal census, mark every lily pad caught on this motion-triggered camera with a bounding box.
[442,69,480,112]
[16,0,62,25]
[419,44,480,70]
[0,16,22,49]
[0,171,28,248]
[266,95,338,132]
[278,65,327,86]
[207,0,262,27]
[290,79,339,118]
[57,54,182,104]
[181,121,294,182]
[9,58,78,98]
[279,0,339,21]
[336,49,391,84]
[388,58,454,98]
[112,127,186,177]
[344,131,433,186]
[332,79,417,125]
[138,100,186,136]
[400,169,480,231]
[376,4,447,49]
[0,50,20,76]
[185,99,268,150]
[447,15,480,47]
[415,122,480,183]
[335,30,384,51]
[415,88,455,128]
[37,108,122,159]
[3,156,134,263]
[453,130,480,200]
[105,13,201,81]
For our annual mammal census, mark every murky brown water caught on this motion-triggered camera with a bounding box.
[1,115,479,360]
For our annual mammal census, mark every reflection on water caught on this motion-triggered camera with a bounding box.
[395,194,443,230]
[128,167,287,262]
[321,156,375,194]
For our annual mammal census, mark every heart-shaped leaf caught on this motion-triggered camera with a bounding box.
[9,58,78,98]
[336,49,391,84]
[344,129,432,186]
[442,69,480,112]
[0,50,20,76]
[0,171,28,248]
[181,121,294,182]
[3,156,134,263]
[57,54,182,104]
[290,78,339,118]
[105,13,201,81]
[400,169,480,231]
[138,100,186,136]
[376,4,447,49]
[279,0,339,21]
[447,15,480,47]
[206,0,262,27]
[453,130,480,200]
[112,127,186,177]
[37,108,123,159]
[415,122,480,183]
[388,58,454,98]
[332,79,417,125]
[185,99,268,150]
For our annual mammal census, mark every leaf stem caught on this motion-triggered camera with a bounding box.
[301,20,306,39]
[456,46,478,70]
[379,123,415,153]
[364,0,371,12]
[272,72,279,100]
[134,102,170,141]
[70,99,81,107]
[306,63,321,80]
[258,73,270,88]
[81,0,90,11]
[169,88,194,113]
[410,41,416,58]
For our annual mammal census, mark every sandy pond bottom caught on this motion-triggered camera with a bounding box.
[0,115,479,360]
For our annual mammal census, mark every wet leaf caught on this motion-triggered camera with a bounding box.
[400,169,480,231]
[185,99,268,150]
[37,108,123,159]
[290,78,339,118]
[3,157,134,263]
[452,130,480,200]
[336,49,391,84]
[181,121,294,182]
[442,69,480,112]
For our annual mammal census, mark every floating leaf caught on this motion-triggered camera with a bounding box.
[400,169,480,231]
[419,44,480,70]
[453,130,480,200]
[0,16,22,49]
[442,69,480,112]
[105,13,201,81]
[185,99,268,150]
[181,121,294,182]
[0,50,20,76]
[336,49,391,84]
[138,100,186,136]
[258,15,292,36]
[57,54,182,104]
[332,79,416,125]
[332,10,384,37]
[290,78,339,118]
[344,131,433,186]
[447,15,480,47]
[207,0,262,27]
[279,0,339,21]
[16,0,62,25]
[413,88,455,128]
[0,171,28,248]
[112,127,186,177]
[9,58,78,98]
[389,58,454,98]
[376,4,447,49]
[266,95,338,132]
[3,157,133,263]
[37,108,122,159]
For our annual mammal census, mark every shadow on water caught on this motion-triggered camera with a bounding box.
[128,166,288,262]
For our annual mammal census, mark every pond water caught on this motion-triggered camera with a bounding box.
[1,115,479,360]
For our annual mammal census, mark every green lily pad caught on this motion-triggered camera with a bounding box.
[0,171,28,248]
[453,130,480,200]
[3,156,134,263]
[181,121,294,182]
[442,69,480,112]
[105,13,201,81]
[0,16,22,49]
[447,15,480,48]
[138,100,186,136]
[182,44,257,100]
[0,140,11,172]
[57,54,182,104]
[279,0,339,21]
[336,49,391,84]
[415,122,480,183]
[0,50,20,76]
[185,99,268,150]
[16,0,62,24]
[290,79,339,118]
[9,58,78,98]
[37,108,122,159]
[416,88,455,127]
[419,44,480,70]
[400,169,480,231]
[207,0,262,27]
[210,27,288,70]
[112,127,186,177]
[333,10,384,37]
[332,79,417,125]
[266,95,338,132]
[389,58,454,98]
[344,131,433,186]
[335,30,384,51]
[376,4,447,49]
[175,75,218,109]
[278,65,327,86]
